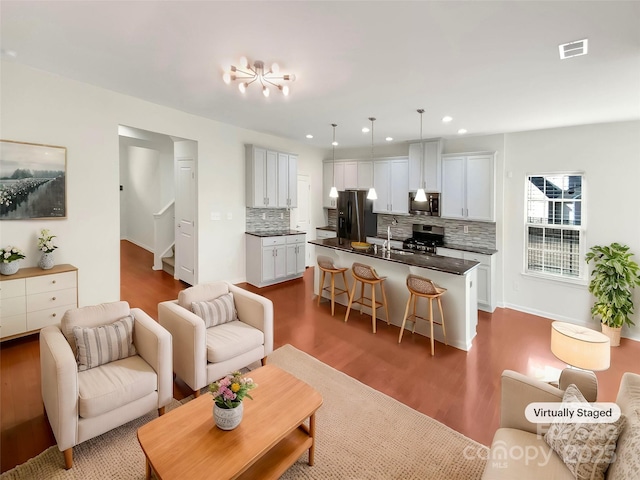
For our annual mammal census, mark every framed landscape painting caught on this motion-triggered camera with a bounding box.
[0,140,67,219]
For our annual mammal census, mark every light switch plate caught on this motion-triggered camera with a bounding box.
[211,212,221,221]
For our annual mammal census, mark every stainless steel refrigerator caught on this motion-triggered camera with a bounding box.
[337,190,377,243]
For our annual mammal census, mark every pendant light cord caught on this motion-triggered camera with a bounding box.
[418,109,424,190]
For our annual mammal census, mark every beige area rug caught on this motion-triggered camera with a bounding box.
[2,344,487,479]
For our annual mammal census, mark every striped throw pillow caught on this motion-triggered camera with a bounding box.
[73,314,137,371]
[191,293,238,328]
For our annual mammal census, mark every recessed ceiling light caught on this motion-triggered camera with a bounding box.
[385,137,393,142]
[305,134,313,139]
[332,141,338,146]
[559,39,588,59]
[442,116,453,123]
[361,127,370,133]
[458,129,467,135]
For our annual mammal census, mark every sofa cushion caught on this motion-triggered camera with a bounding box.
[192,293,238,328]
[482,428,574,480]
[62,301,131,356]
[78,354,157,418]
[178,282,229,310]
[205,321,264,364]
[73,314,137,371]
[606,373,640,480]
[544,384,626,480]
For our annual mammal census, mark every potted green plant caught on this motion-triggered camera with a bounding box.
[585,242,640,346]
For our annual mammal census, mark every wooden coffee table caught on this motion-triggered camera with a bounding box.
[137,364,323,480]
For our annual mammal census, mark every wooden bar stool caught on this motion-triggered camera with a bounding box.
[344,262,390,333]
[398,274,447,355]
[316,256,349,316]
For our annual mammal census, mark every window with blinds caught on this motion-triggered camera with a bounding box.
[525,174,585,280]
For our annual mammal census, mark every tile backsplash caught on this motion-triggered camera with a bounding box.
[377,214,496,250]
[246,208,290,231]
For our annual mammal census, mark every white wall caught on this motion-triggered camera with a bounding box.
[502,121,640,340]
[1,61,324,306]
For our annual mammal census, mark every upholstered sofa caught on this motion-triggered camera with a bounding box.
[158,282,274,397]
[40,301,173,468]
[482,369,640,480]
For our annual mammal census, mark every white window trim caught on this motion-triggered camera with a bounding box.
[522,172,587,284]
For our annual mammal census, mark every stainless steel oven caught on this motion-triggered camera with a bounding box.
[409,192,440,216]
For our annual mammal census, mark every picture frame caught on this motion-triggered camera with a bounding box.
[0,140,67,220]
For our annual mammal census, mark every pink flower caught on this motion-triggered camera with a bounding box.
[222,387,237,401]
[219,377,231,387]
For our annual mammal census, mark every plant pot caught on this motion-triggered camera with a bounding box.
[0,261,20,276]
[213,402,243,430]
[38,252,55,270]
[601,324,621,347]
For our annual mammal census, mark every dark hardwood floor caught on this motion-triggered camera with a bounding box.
[2,240,639,473]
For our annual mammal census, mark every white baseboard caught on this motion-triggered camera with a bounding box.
[502,302,640,342]
[121,237,153,253]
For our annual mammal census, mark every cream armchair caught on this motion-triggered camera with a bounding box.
[40,301,172,469]
[158,282,273,397]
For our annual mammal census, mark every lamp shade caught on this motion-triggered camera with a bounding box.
[550,321,610,371]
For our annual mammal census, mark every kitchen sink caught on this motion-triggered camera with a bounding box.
[390,249,414,256]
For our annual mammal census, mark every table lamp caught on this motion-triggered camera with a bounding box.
[551,321,610,371]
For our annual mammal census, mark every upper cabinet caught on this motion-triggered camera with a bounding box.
[357,161,373,190]
[322,160,374,208]
[246,145,297,209]
[277,152,297,208]
[322,162,337,208]
[441,152,495,221]
[372,157,409,215]
[408,139,443,192]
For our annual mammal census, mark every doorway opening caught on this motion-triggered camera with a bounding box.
[118,125,198,285]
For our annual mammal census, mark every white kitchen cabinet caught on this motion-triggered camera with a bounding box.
[357,161,373,189]
[316,228,337,240]
[323,162,337,208]
[409,139,443,192]
[246,146,277,208]
[436,248,496,313]
[246,234,306,287]
[462,251,496,312]
[277,152,297,208]
[246,145,297,209]
[372,158,409,215]
[1,265,78,341]
[343,161,358,189]
[286,234,306,276]
[441,153,495,221]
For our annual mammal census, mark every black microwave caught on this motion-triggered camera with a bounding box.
[409,192,440,216]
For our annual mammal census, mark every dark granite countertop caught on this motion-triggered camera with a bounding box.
[309,238,479,276]
[316,226,336,231]
[245,230,306,237]
[367,235,497,256]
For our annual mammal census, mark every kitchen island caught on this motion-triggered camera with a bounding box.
[309,237,480,351]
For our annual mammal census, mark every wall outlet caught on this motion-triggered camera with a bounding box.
[463,225,469,234]
[262,213,266,220]
[226,212,232,220]
[211,212,221,221]
[280,212,284,220]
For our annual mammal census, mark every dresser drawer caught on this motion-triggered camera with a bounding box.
[27,288,77,313]
[1,295,26,317]
[27,305,71,331]
[1,278,26,299]
[26,271,77,295]
[1,314,27,338]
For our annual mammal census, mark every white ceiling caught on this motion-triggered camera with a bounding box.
[2,1,639,148]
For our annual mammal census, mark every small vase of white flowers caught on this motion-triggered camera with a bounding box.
[37,229,57,270]
[0,246,25,275]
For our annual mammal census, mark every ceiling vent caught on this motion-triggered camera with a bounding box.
[559,39,588,59]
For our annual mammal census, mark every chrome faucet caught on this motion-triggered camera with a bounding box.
[387,226,392,245]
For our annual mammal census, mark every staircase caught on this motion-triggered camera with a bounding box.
[162,254,175,276]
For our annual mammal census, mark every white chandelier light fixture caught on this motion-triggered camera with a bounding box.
[329,123,339,198]
[415,109,428,202]
[223,57,296,97]
[366,117,378,201]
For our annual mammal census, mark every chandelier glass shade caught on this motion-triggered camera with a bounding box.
[366,117,378,200]
[414,108,427,202]
[223,57,296,97]
[329,123,339,198]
